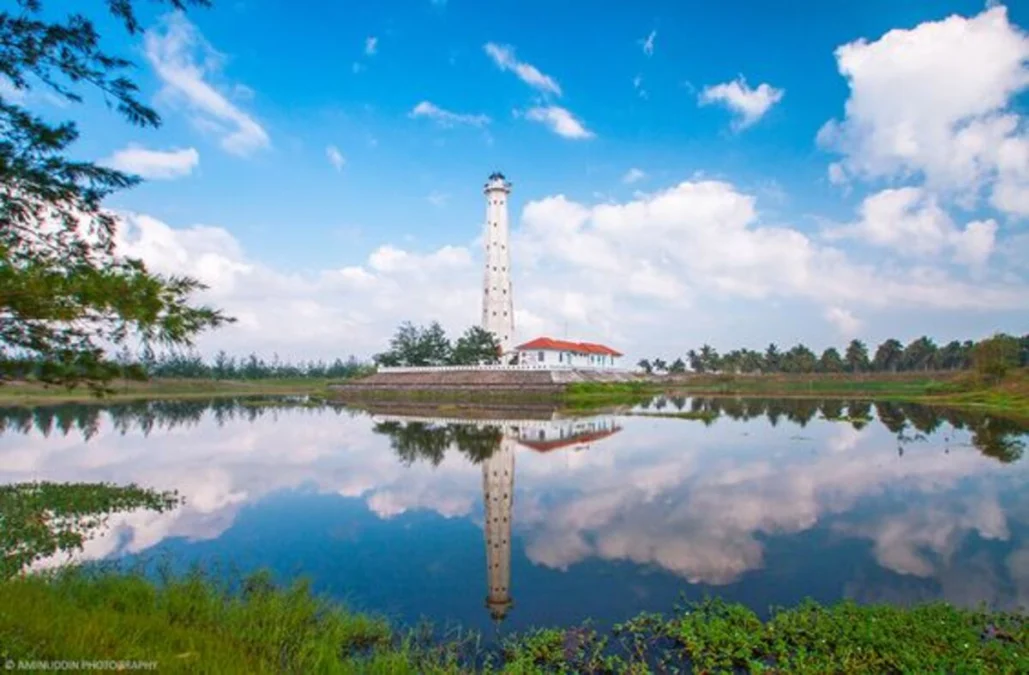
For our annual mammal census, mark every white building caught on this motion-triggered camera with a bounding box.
[513,337,624,369]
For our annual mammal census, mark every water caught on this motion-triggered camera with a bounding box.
[1,396,1027,636]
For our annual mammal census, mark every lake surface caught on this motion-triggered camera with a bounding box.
[2,396,1028,636]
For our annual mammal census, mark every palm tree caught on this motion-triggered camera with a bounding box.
[901,336,938,371]
[699,344,720,373]
[844,339,870,373]
[687,349,703,373]
[872,339,904,373]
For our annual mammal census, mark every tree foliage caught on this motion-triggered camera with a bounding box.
[2,349,374,381]
[0,0,229,391]
[645,333,1027,376]
[451,326,501,365]
[972,334,1021,382]
[374,321,500,367]
[1,481,181,577]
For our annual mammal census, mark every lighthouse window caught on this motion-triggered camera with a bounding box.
[538,351,544,361]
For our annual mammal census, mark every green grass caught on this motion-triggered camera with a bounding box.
[1,570,1026,673]
[0,378,335,405]
[562,381,659,409]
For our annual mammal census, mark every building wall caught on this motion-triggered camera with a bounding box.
[516,349,622,369]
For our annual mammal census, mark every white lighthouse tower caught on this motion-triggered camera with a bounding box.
[482,433,516,622]
[482,172,515,356]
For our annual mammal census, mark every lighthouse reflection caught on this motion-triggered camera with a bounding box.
[370,411,622,623]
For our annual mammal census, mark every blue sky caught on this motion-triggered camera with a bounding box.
[24,0,1029,360]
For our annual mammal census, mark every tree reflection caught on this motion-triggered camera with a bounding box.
[635,396,1027,464]
[0,396,1025,465]
[371,421,503,467]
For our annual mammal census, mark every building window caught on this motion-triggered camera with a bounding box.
[538,351,544,362]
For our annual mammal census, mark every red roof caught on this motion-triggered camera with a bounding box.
[517,427,622,452]
[514,336,623,357]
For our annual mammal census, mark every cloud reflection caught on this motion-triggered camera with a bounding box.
[0,397,1026,611]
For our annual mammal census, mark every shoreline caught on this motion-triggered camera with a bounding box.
[0,378,334,405]
[0,370,1026,422]
[1,568,1025,672]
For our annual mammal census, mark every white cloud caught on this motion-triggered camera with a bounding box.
[818,5,1029,216]
[144,13,269,157]
[326,145,345,172]
[427,191,449,207]
[633,74,648,99]
[825,187,997,265]
[483,43,562,96]
[640,30,657,57]
[102,145,199,180]
[409,101,490,128]
[104,176,1026,362]
[952,219,999,267]
[699,76,784,130]
[824,307,862,337]
[622,168,646,184]
[365,36,378,56]
[524,106,594,140]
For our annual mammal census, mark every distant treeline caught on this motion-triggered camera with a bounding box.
[1,350,375,382]
[638,333,1029,376]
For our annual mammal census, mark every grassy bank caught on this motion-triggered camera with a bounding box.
[563,381,659,409]
[3,370,1027,422]
[0,569,1025,673]
[0,378,335,405]
[652,369,1029,421]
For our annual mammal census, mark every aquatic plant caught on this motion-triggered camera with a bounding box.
[0,482,181,578]
[1,569,1027,673]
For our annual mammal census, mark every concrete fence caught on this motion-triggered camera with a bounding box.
[376,364,634,374]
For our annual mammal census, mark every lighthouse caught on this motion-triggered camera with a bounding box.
[482,172,515,356]
[482,433,516,622]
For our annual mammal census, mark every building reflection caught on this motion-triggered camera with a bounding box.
[369,411,622,623]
